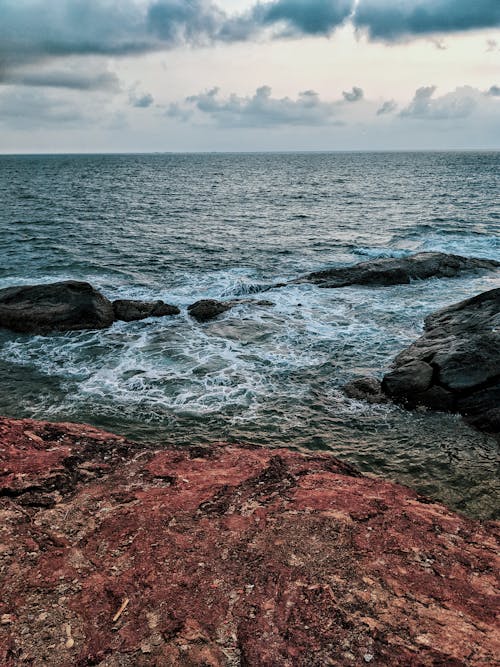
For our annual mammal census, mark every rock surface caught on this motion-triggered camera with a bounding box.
[113,299,180,322]
[300,252,499,288]
[0,281,115,333]
[381,288,500,432]
[1,417,498,666]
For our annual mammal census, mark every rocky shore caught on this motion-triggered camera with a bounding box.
[1,417,498,666]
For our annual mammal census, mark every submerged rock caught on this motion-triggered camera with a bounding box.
[300,252,499,288]
[0,417,498,666]
[113,299,180,322]
[381,288,500,432]
[0,281,114,333]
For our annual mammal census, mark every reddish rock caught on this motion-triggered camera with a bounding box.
[0,417,498,666]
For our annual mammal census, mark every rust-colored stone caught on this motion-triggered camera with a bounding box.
[0,417,498,666]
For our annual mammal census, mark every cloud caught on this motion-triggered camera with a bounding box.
[342,86,363,102]
[376,100,397,115]
[2,67,120,91]
[400,85,479,120]
[0,0,225,69]
[0,88,89,128]
[486,85,500,97]
[0,0,498,76]
[168,85,344,127]
[221,0,354,40]
[129,92,154,108]
[354,0,500,41]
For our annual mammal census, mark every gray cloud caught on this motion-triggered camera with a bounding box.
[2,67,120,91]
[220,0,354,40]
[0,0,225,70]
[400,86,478,120]
[342,86,363,102]
[0,88,88,128]
[355,0,500,41]
[0,0,498,77]
[129,92,154,108]
[486,85,500,97]
[169,85,344,127]
[376,100,397,115]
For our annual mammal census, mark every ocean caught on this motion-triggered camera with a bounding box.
[0,151,498,518]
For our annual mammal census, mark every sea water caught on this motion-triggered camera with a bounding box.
[0,152,498,518]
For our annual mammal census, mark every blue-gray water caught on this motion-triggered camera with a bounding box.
[1,152,499,518]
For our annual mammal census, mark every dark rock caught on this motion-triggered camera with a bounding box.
[382,288,500,432]
[113,299,180,322]
[0,416,498,666]
[343,377,389,404]
[188,298,273,323]
[0,281,114,333]
[188,299,234,322]
[458,385,500,432]
[382,360,434,398]
[300,252,499,288]
[411,385,456,412]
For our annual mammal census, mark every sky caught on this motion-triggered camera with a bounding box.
[0,0,499,152]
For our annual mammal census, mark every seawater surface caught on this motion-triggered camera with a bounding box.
[0,152,499,518]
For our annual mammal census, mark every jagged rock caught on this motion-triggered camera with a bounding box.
[113,299,180,322]
[382,288,500,431]
[0,281,114,333]
[0,417,498,666]
[343,377,389,404]
[299,252,499,288]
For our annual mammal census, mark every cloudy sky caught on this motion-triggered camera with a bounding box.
[0,0,499,152]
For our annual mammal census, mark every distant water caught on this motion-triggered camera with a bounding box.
[0,152,499,518]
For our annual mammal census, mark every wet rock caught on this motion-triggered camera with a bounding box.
[0,417,498,666]
[0,281,114,333]
[112,299,180,322]
[382,360,434,398]
[188,298,273,323]
[382,288,500,432]
[188,299,234,322]
[343,377,389,404]
[300,252,499,288]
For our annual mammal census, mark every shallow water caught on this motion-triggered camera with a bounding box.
[0,152,499,518]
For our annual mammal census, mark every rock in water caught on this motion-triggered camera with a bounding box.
[188,299,274,323]
[343,377,389,404]
[382,288,500,432]
[188,299,235,322]
[113,299,180,322]
[300,252,499,288]
[0,417,498,666]
[0,281,114,333]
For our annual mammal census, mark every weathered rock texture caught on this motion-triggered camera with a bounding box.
[1,417,498,666]
[112,300,180,322]
[0,281,115,333]
[382,288,500,432]
[300,252,499,288]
